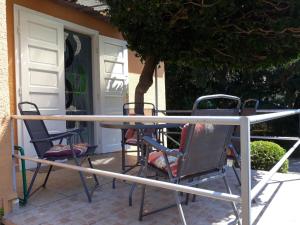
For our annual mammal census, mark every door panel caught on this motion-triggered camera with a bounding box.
[99,35,128,152]
[17,9,65,167]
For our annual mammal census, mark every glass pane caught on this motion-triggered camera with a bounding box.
[64,29,94,144]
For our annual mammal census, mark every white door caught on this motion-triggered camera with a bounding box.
[99,35,128,152]
[16,9,65,167]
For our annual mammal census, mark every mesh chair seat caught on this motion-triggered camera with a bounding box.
[148,123,206,176]
[44,143,89,158]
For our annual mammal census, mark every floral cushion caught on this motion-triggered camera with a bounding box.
[44,143,89,158]
[178,124,189,152]
[148,151,179,176]
[125,128,138,145]
[125,128,137,139]
[178,123,205,152]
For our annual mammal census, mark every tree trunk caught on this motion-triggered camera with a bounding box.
[134,56,158,114]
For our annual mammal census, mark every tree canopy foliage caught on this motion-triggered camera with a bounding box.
[106,0,300,69]
[165,60,300,147]
[166,60,300,110]
[105,0,300,112]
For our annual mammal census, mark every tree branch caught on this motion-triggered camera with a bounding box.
[262,0,290,11]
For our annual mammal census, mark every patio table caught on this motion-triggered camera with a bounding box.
[100,122,182,205]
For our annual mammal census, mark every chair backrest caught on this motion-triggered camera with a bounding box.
[233,99,259,136]
[122,102,157,141]
[241,99,259,116]
[179,94,240,177]
[18,102,53,158]
[231,99,259,154]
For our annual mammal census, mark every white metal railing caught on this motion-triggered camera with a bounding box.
[159,108,300,146]
[10,109,300,225]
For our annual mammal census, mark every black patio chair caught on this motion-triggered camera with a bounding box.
[18,102,99,202]
[121,102,157,172]
[139,94,241,224]
[112,102,157,189]
[228,99,259,185]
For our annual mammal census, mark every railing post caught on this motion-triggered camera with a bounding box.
[298,114,300,138]
[240,116,251,225]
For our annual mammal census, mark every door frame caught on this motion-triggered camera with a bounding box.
[14,5,101,152]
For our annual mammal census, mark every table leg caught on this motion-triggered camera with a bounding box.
[128,161,144,206]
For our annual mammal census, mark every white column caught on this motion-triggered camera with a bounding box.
[240,116,252,225]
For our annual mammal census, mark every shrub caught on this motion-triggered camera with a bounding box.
[251,141,288,173]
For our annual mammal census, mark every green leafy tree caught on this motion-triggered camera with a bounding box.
[166,59,300,110]
[105,0,300,113]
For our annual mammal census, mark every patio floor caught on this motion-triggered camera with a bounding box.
[3,152,300,225]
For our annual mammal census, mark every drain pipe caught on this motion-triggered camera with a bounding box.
[14,146,28,206]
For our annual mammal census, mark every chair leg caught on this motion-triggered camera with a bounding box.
[138,184,146,221]
[174,191,187,225]
[185,193,190,205]
[192,183,199,202]
[232,166,241,186]
[87,157,99,186]
[223,176,241,225]
[129,165,143,206]
[73,156,92,202]
[42,165,53,188]
[121,141,126,172]
[113,140,126,189]
[27,163,41,197]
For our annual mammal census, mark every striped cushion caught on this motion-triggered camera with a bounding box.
[44,143,88,158]
[125,138,138,145]
[148,151,179,176]
[125,128,138,145]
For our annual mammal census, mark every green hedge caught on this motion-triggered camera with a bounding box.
[251,141,288,173]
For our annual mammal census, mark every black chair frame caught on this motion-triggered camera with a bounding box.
[230,99,259,185]
[18,102,99,202]
[139,95,241,225]
[112,102,157,190]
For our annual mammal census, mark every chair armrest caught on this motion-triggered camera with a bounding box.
[143,136,183,157]
[48,128,84,137]
[30,133,73,143]
[231,136,240,140]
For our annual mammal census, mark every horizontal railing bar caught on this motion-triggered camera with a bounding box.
[249,110,300,124]
[158,109,292,114]
[11,115,241,125]
[231,135,300,141]
[14,154,241,203]
[157,110,192,114]
[256,109,286,113]
[164,131,181,135]
[250,136,300,141]
[165,134,180,146]
[251,139,300,199]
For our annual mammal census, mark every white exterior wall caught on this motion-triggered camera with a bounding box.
[128,66,166,113]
